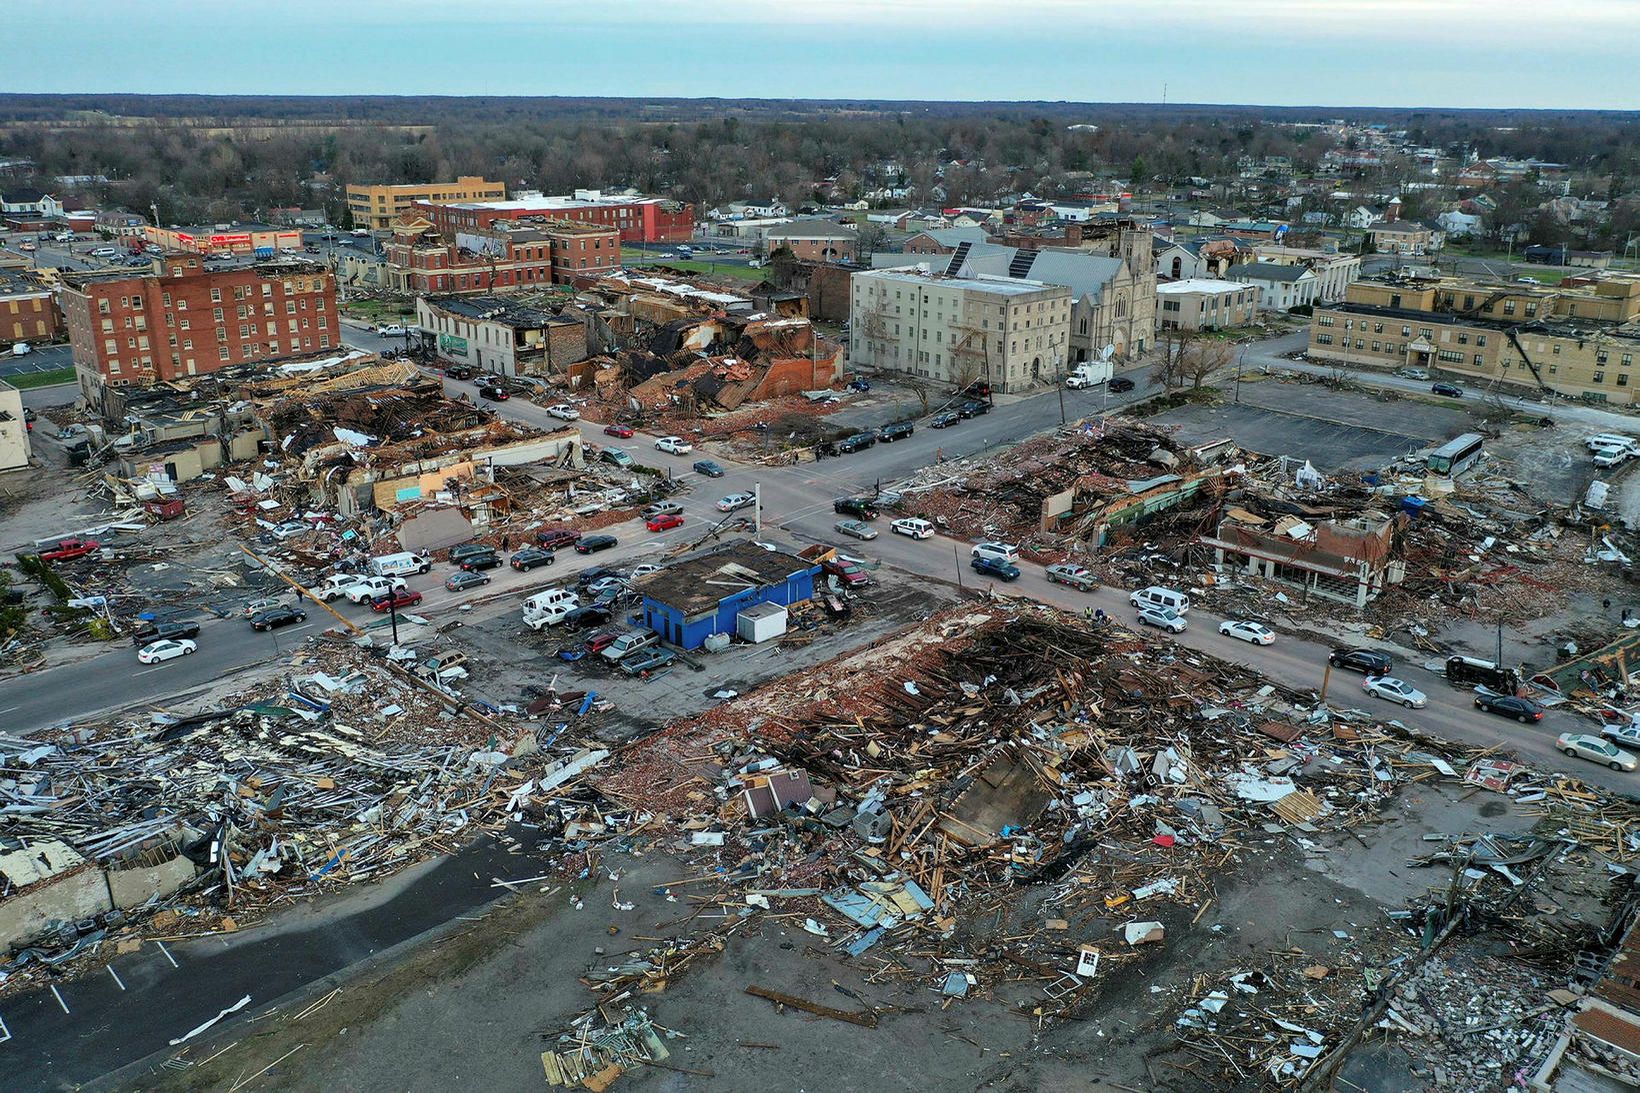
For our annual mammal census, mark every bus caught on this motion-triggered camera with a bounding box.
[1427,433,1484,476]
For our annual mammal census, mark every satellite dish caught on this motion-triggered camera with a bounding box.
[1100,344,1115,362]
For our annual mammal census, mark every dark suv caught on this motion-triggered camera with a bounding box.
[879,421,915,442]
[957,399,990,418]
[833,497,879,520]
[1329,648,1393,675]
[130,620,202,646]
[537,527,582,550]
[833,431,878,454]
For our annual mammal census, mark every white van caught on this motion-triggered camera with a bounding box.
[1594,448,1630,469]
[368,551,431,578]
[1586,434,1637,454]
[522,588,579,630]
[970,542,1020,565]
[1129,586,1191,614]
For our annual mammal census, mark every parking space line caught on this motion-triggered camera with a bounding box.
[0,1012,11,1043]
[157,941,179,968]
[107,965,126,991]
[50,986,68,1014]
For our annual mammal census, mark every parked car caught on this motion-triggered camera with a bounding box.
[971,555,1021,581]
[371,589,424,612]
[1218,620,1275,646]
[459,550,502,571]
[1044,563,1098,591]
[717,492,757,512]
[599,447,634,468]
[971,542,1020,565]
[1602,722,1640,750]
[630,564,663,579]
[446,571,492,592]
[242,595,287,616]
[565,605,614,630]
[446,364,477,380]
[603,423,635,438]
[822,557,870,587]
[833,497,879,520]
[1363,676,1427,709]
[137,638,197,664]
[39,538,100,562]
[130,620,202,646]
[692,459,725,478]
[584,630,620,653]
[556,645,589,662]
[510,547,556,571]
[929,411,961,429]
[546,403,581,420]
[961,381,993,399]
[1396,367,1430,380]
[537,527,582,551]
[575,534,618,555]
[1431,382,1465,398]
[621,648,676,675]
[249,605,307,631]
[646,513,685,532]
[1558,733,1638,772]
[1108,377,1136,393]
[959,399,990,417]
[344,576,408,604]
[848,377,871,392]
[655,435,694,454]
[1329,648,1393,675]
[879,421,915,443]
[601,629,660,662]
[1473,693,1545,723]
[448,543,494,565]
[833,431,877,453]
[835,519,878,540]
[1136,605,1187,633]
[642,501,683,519]
[890,517,935,540]
[576,566,625,589]
[376,323,409,336]
[586,575,627,597]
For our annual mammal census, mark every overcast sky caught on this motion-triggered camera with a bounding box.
[6,0,1636,109]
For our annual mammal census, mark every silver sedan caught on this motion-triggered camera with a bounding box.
[835,519,879,541]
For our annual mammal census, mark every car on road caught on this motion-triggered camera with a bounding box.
[130,620,202,645]
[448,543,495,565]
[717,492,757,512]
[445,364,477,380]
[822,556,870,587]
[621,647,676,676]
[39,537,100,562]
[510,547,556,571]
[1218,620,1275,646]
[1329,648,1393,675]
[971,555,1022,581]
[971,542,1020,565]
[11,341,31,356]
[1108,377,1136,393]
[1045,563,1098,591]
[249,605,307,631]
[375,323,410,336]
[1558,733,1638,772]
[832,431,877,453]
[646,513,685,532]
[601,629,660,662]
[446,571,492,592]
[835,519,878,540]
[599,447,634,468]
[242,595,287,616]
[891,517,934,540]
[17,242,36,252]
[478,384,510,401]
[343,575,408,604]
[1431,382,1465,398]
[929,410,960,429]
[459,550,503,571]
[959,399,990,417]
[692,459,725,478]
[1396,367,1430,380]
[879,421,915,442]
[1136,605,1187,633]
[546,403,581,420]
[137,638,197,664]
[1602,722,1640,750]
[642,501,683,519]
[655,435,693,454]
[537,526,581,550]
[1473,693,1545,723]
[575,534,618,555]
[91,246,119,257]
[1363,676,1427,708]
[371,589,425,612]
[833,497,879,520]
[603,423,635,439]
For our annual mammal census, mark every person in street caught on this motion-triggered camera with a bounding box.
[501,535,511,553]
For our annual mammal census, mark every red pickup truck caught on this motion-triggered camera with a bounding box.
[39,538,100,562]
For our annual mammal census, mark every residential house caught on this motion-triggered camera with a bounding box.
[1188,209,1242,228]
[1156,279,1259,332]
[1436,210,1483,238]
[1154,240,1211,281]
[1368,221,1442,255]
[0,189,64,219]
[1228,262,1319,311]
[763,222,858,263]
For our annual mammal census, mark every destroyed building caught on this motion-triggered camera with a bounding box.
[416,294,592,377]
[1201,508,1408,609]
[635,541,821,649]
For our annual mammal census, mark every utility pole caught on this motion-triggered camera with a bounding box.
[754,482,762,534]
[1319,660,1333,704]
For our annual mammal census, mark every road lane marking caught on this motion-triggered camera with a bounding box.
[50,986,68,1014]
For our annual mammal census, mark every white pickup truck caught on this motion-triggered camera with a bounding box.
[342,575,408,604]
[522,588,580,630]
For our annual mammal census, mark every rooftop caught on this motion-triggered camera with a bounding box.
[1157,278,1251,295]
[636,541,818,616]
[437,192,673,213]
[857,266,1068,297]
[421,294,573,328]
[1228,262,1312,283]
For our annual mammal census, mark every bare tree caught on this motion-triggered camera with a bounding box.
[1181,340,1233,389]
[1151,330,1194,390]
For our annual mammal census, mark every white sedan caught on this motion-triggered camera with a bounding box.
[546,403,581,421]
[1559,733,1638,772]
[137,638,197,664]
[1363,676,1427,709]
[655,436,694,454]
[1218,620,1275,646]
[717,492,757,512]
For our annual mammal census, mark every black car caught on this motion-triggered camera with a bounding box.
[130,620,202,646]
[510,547,556,571]
[1108,377,1136,393]
[959,399,990,417]
[448,542,493,565]
[459,550,502,571]
[961,381,992,399]
[575,534,618,555]
[478,384,510,401]
[834,431,878,453]
[1329,648,1394,674]
[692,459,726,478]
[563,604,613,629]
[250,605,307,631]
[833,497,879,520]
[1431,382,1464,398]
[929,410,961,429]
[445,365,476,380]
[879,421,915,442]
[1473,693,1545,723]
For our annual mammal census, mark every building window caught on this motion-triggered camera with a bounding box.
[1476,335,1487,347]
[1503,300,1516,315]
[1553,344,1561,355]
[1317,333,1333,345]
[1473,354,1483,366]
[218,346,230,361]
[210,288,222,303]
[1525,303,1537,317]
[1594,371,1606,383]
[1620,374,1630,387]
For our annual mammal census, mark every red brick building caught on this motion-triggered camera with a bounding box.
[763,223,858,263]
[60,256,338,413]
[414,189,693,244]
[384,216,619,293]
[0,274,62,347]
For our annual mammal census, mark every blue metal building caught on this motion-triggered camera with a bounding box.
[637,541,820,650]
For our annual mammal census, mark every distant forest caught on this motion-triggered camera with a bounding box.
[0,94,1635,238]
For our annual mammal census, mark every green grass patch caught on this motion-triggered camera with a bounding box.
[630,259,765,282]
[7,366,76,389]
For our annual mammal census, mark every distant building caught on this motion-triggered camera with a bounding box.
[1248,246,1361,303]
[763,222,857,263]
[1202,511,1404,610]
[1367,220,1441,255]
[0,189,64,219]
[416,189,693,244]
[1156,279,1258,331]
[902,227,988,255]
[346,176,506,231]
[0,271,63,347]
[59,256,339,415]
[1228,262,1319,312]
[385,216,619,294]
[1155,240,1211,281]
[144,223,303,257]
[95,211,148,238]
[267,207,327,227]
[416,294,589,377]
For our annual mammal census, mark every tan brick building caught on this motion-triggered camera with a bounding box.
[1307,272,1640,404]
[346,176,506,231]
[0,273,62,347]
